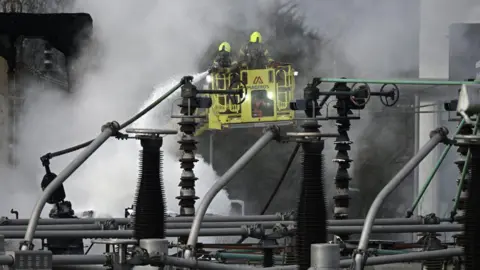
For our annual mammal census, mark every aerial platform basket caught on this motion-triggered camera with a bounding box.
[198,63,297,134]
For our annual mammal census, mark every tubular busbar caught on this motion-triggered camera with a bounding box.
[21,125,117,250]
[317,77,480,86]
[353,127,448,270]
[21,80,184,250]
[154,255,298,270]
[183,127,279,259]
[0,254,108,266]
[406,120,464,217]
[341,248,463,267]
[0,224,462,238]
[1,216,430,226]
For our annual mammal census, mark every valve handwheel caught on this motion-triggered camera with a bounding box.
[379,83,400,107]
[350,82,372,107]
[228,73,247,105]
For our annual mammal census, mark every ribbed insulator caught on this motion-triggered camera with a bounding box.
[133,139,166,240]
[295,142,327,270]
[453,122,473,246]
[418,234,445,270]
[464,145,480,270]
[422,260,444,270]
[333,117,352,239]
[263,248,274,267]
[176,133,199,216]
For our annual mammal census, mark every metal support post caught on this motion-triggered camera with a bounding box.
[209,131,214,166]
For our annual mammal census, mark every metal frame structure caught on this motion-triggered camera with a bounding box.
[2,75,480,269]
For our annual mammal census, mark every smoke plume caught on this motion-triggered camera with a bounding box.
[0,0,276,218]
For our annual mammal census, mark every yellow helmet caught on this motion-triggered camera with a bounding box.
[249,31,262,43]
[218,41,231,52]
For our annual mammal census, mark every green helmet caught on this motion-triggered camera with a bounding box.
[218,41,231,52]
[249,31,262,43]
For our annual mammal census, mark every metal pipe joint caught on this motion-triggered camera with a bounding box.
[429,126,450,144]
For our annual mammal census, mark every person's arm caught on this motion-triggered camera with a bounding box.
[238,46,248,68]
[264,49,274,64]
[228,60,239,72]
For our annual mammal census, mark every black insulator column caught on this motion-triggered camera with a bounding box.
[295,120,328,270]
[176,79,199,217]
[465,144,480,270]
[333,91,353,241]
[452,121,473,247]
[133,137,166,240]
[263,248,274,267]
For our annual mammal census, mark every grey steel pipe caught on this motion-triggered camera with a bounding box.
[168,220,436,229]
[1,216,430,226]
[0,224,461,239]
[1,215,285,225]
[156,255,298,270]
[184,126,279,259]
[0,222,280,230]
[341,248,463,267]
[116,81,183,129]
[329,224,461,234]
[0,255,108,266]
[21,80,185,250]
[0,224,101,231]
[22,125,118,250]
[167,221,283,229]
[0,228,249,238]
[53,255,108,265]
[353,127,448,270]
[0,255,13,265]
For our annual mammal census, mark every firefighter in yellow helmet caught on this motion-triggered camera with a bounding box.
[238,31,274,69]
[210,41,238,73]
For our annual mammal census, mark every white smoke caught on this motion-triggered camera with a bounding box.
[131,71,231,216]
[0,0,279,218]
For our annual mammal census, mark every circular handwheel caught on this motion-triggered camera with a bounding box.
[228,74,247,105]
[379,83,400,107]
[350,82,372,107]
